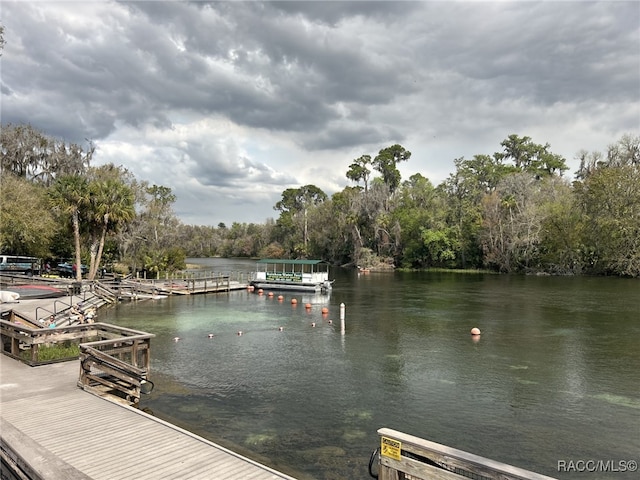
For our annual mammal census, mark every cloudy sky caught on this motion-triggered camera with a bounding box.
[2,1,638,226]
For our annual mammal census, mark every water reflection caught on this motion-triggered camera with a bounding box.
[101,261,640,479]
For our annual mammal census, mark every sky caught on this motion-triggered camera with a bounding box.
[2,1,639,226]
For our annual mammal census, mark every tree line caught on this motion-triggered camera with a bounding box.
[1,123,639,278]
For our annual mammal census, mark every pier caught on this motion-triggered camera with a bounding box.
[0,288,298,480]
[109,272,250,298]
[0,352,298,479]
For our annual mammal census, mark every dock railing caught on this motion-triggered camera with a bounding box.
[121,272,236,295]
[78,327,154,405]
[373,428,557,480]
[0,320,154,405]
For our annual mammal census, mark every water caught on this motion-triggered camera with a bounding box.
[101,259,640,479]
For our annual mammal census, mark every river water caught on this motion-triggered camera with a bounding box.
[101,258,640,479]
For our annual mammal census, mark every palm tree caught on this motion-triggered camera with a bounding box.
[49,175,90,281]
[87,179,135,280]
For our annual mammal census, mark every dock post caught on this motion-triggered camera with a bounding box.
[340,303,345,335]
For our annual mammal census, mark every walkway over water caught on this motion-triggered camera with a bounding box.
[0,358,297,480]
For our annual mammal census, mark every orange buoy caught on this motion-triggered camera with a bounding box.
[258,288,264,295]
[291,298,298,304]
[278,295,284,301]
[470,327,481,336]
[305,303,312,309]
[321,307,329,314]
[268,291,274,297]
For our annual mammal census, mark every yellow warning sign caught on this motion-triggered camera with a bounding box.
[380,436,401,460]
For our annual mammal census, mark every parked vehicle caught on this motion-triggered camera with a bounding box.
[56,262,89,278]
[0,255,41,275]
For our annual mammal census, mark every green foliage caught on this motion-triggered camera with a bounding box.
[274,185,327,257]
[85,169,136,279]
[1,123,93,185]
[49,175,90,280]
[0,174,57,256]
[2,122,637,278]
[496,134,569,177]
[373,144,411,193]
[21,343,80,362]
[346,155,372,192]
[142,246,186,277]
[576,164,640,276]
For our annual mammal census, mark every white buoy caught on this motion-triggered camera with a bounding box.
[311,322,316,327]
[237,330,243,336]
[340,303,346,335]
[173,337,180,342]
[278,326,284,331]
[208,333,214,338]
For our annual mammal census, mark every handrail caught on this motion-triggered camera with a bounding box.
[375,428,557,480]
[81,345,147,377]
[53,298,74,312]
[34,306,57,323]
[81,333,154,348]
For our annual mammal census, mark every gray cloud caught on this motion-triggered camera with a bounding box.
[2,1,638,225]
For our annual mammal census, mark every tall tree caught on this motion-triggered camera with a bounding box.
[49,175,90,281]
[86,176,135,280]
[346,155,372,192]
[496,134,568,177]
[392,173,440,268]
[479,173,548,273]
[274,185,327,256]
[373,144,411,194]
[0,123,92,185]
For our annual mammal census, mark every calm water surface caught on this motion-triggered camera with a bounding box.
[101,259,640,479]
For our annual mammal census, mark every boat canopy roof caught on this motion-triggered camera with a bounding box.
[256,259,326,265]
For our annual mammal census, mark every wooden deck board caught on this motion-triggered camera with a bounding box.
[0,357,298,479]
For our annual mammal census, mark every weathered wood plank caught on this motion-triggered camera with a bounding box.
[1,359,298,480]
[0,418,93,480]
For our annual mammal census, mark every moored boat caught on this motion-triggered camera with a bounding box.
[250,259,333,293]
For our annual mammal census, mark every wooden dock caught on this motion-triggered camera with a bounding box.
[113,275,249,298]
[0,357,298,479]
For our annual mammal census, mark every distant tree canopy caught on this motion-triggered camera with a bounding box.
[2,123,638,277]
